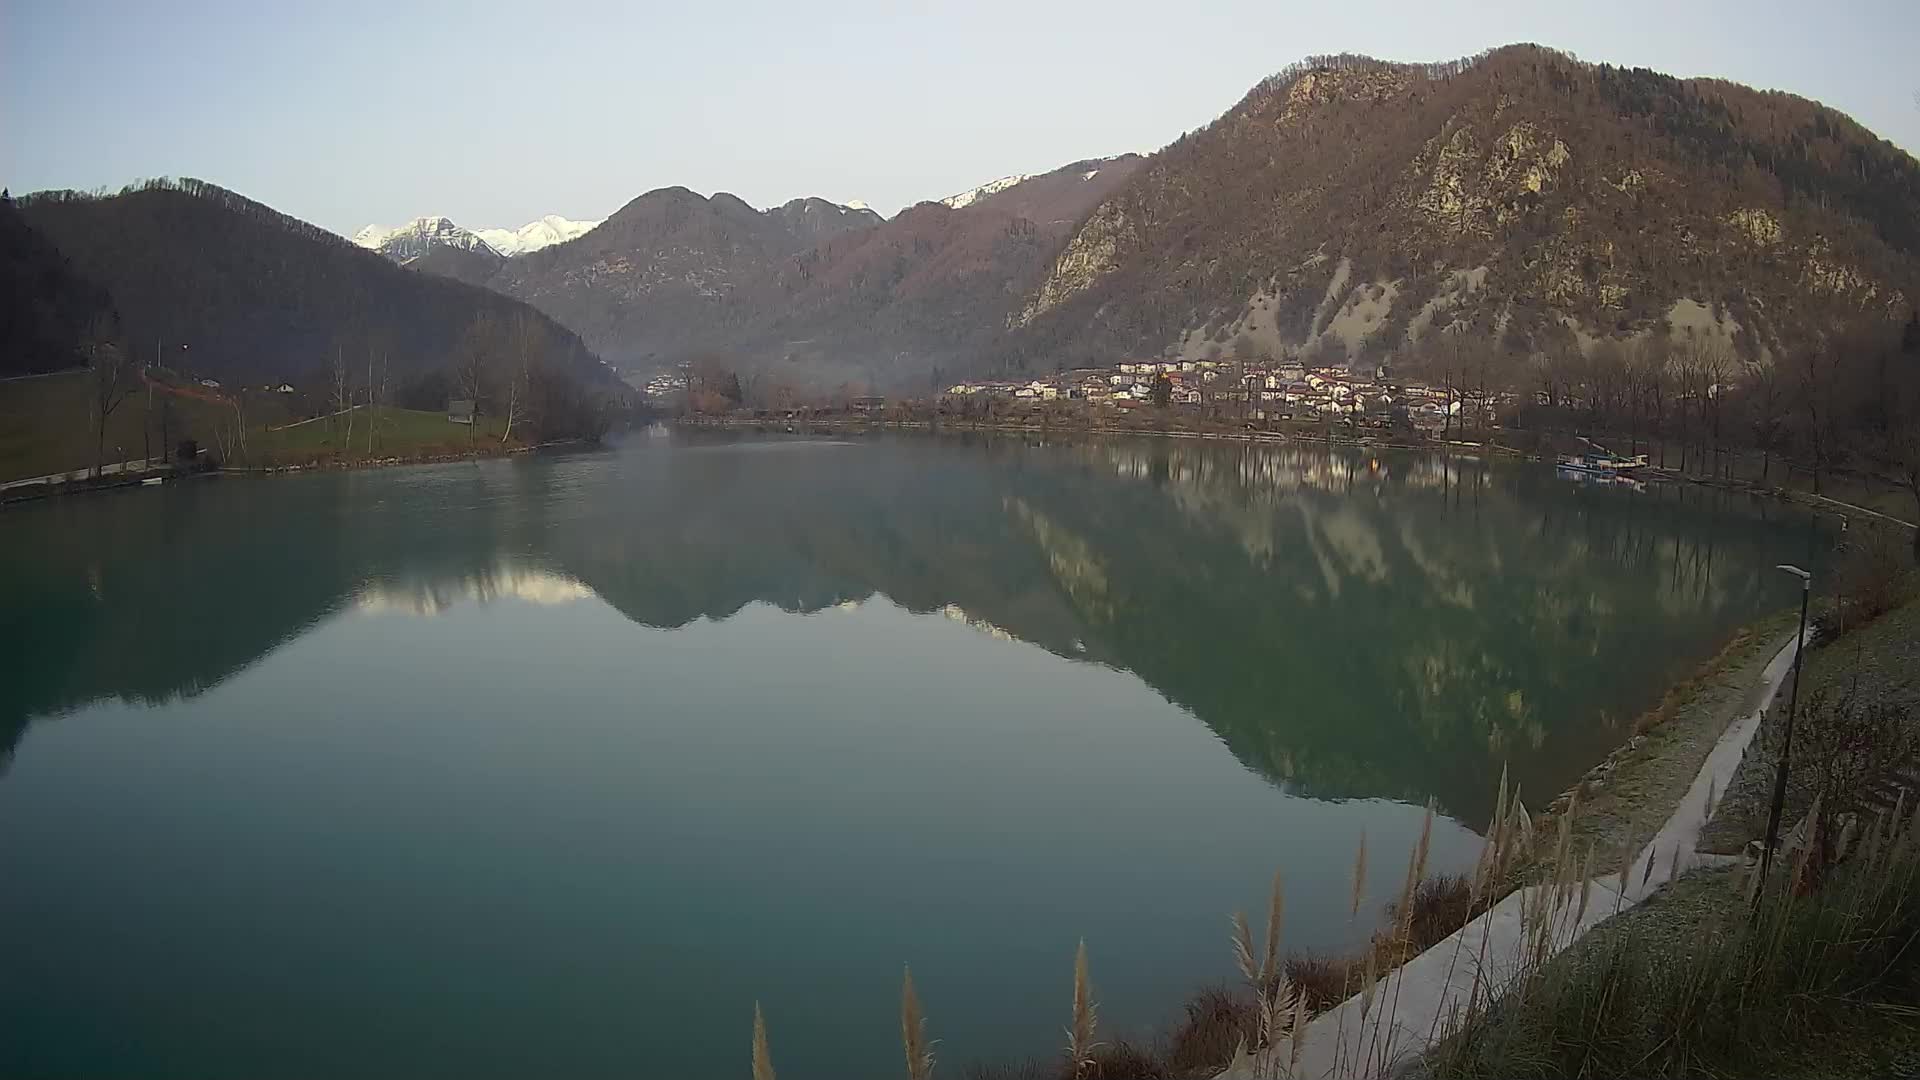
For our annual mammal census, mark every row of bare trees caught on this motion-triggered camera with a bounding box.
[449,312,609,446]
[1416,315,1920,551]
[74,309,615,478]
[81,314,210,477]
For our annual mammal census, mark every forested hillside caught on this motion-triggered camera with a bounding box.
[1002,46,1920,374]
[491,186,831,371]
[0,191,114,376]
[16,179,611,391]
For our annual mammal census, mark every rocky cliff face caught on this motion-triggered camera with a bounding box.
[1000,47,1919,376]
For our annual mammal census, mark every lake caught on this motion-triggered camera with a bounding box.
[0,430,1826,1078]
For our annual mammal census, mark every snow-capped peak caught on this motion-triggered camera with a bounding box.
[941,173,1032,210]
[351,215,499,261]
[842,199,871,212]
[351,213,601,260]
[474,215,602,256]
[352,223,395,248]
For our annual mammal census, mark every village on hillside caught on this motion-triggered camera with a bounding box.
[939,357,1482,430]
[653,355,1507,435]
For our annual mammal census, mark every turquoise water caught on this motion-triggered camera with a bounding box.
[0,431,1825,1078]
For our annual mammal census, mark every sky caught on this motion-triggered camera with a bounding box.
[4,0,1917,237]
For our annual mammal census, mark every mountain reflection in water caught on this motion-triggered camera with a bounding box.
[355,565,596,616]
[0,430,1828,820]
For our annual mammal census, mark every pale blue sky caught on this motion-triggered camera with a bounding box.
[5,0,1916,236]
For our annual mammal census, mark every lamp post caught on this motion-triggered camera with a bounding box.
[1754,562,1813,910]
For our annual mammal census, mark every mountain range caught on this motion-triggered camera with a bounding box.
[353,213,604,261]
[10,44,1919,395]
[354,46,1920,394]
[348,158,1142,386]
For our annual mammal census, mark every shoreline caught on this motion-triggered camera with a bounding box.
[1230,626,1808,1079]
[676,413,1522,458]
[0,438,607,503]
[1532,615,1801,873]
[691,415,1920,532]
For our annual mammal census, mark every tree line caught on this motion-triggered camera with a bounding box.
[1410,315,1920,546]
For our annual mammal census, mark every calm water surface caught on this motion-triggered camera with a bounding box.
[0,431,1826,1078]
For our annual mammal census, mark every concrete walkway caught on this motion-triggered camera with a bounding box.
[0,457,168,492]
[1223,631,1805,1079]
[1802,492,1917,530]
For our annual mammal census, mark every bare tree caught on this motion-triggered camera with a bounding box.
[455,314,500,449]
[370,347,389,456]
[330,345,355,453]
[1748,360,1787,484]
[1439,330,1465,441]
[1695,342,1737,479]
[83,318,131,478]
[1882,353,1920,560]
[498,315,538,444]
[1622,338,1656,456]
[1588,340,1624,432]
[1888,425,1920,561]
[365,342,378,456]
[1791,346,1846,495]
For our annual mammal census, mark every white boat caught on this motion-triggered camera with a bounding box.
[1556,454,1617,478]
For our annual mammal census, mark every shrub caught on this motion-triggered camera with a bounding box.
[1283,953,1359,1013]
[1163,986,1252,1074]
[1078,1040,1168,1080]
[1799,679,1916,877]
[1395,873,1486,953]
[1813,527,1913,642]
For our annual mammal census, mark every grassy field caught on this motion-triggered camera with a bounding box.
[0,371,257,482]
[253,405,510,464]
[1,372,513,481]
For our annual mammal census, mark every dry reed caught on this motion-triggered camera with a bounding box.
[1066,939,1098,1076]
[752,1001,776,1080]
[1261,871,1283,989]
[1351,829,1369,919]
[903,965,935,1080]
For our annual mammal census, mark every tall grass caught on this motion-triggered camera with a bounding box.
[1227,869,1302,1078]
[1428,795,1920,1078]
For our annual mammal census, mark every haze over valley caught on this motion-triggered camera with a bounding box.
[6,7,1920,1079]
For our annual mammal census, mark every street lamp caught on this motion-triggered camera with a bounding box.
[1754,562,1813,910]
